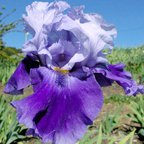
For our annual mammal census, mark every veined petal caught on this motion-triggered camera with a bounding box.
[12,67,103,144]
[23,1,50,34]
[38,48,52,67]
[22,1,70,54]
[4,56,39,95]
[57,12,117,69]
[68,5,86,21]
[48,40,78,68]
[79,13,117,67]
[30,68,43,92]
[56,15,89,69]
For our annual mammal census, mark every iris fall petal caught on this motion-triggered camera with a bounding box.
[12,67,103,144]
[4,56,39,95]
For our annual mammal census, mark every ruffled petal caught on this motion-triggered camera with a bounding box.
[4,56,39,95]
[94,73,113,87]
[56,15,89,70]
[12,67,103,144]
[68,5,86,21]
[79,13,117,66]
[23,1,116,71]
[85,63,144,95]
[23,1,70,34]
[57,12,117,69]
[22,1,70,56]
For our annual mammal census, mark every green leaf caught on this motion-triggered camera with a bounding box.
[138,129,144,137]
[6,135,17,144]
[97,124,102,144]
[118,129,135,144]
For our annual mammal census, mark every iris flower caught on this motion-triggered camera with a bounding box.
[4,1,144,144]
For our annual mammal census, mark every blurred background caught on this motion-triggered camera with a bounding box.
[0,0,144,144]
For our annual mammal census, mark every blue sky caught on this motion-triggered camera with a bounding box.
[1,0,144,48]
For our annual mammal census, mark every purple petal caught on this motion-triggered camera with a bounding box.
[4,56,39,95]
[56,15,89,69]
[70,67,87,80]
[23,1,117,71]
[30,68,43,92]
[68,5,86,21]
[57,12,117,69]
[12,67,103,144]
[94,73,113,87]
[50,1,70,12]
[87,63,144,96]
[49,40,78,67]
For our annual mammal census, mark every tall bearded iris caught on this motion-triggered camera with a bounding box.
[4,1,144,144]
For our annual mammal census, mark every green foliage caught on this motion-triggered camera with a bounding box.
[0,95,27,144]
[0,47,22,83]
[96,124,102,144]
[104,94,138,104]
[3,47,21,56]
[108,46,144,83]
[101,108,121,135]
[127,96,144,138]
[0,59,19,84]
[78,124,135,144]
[0,4,17,49]
[118,129,135,144]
